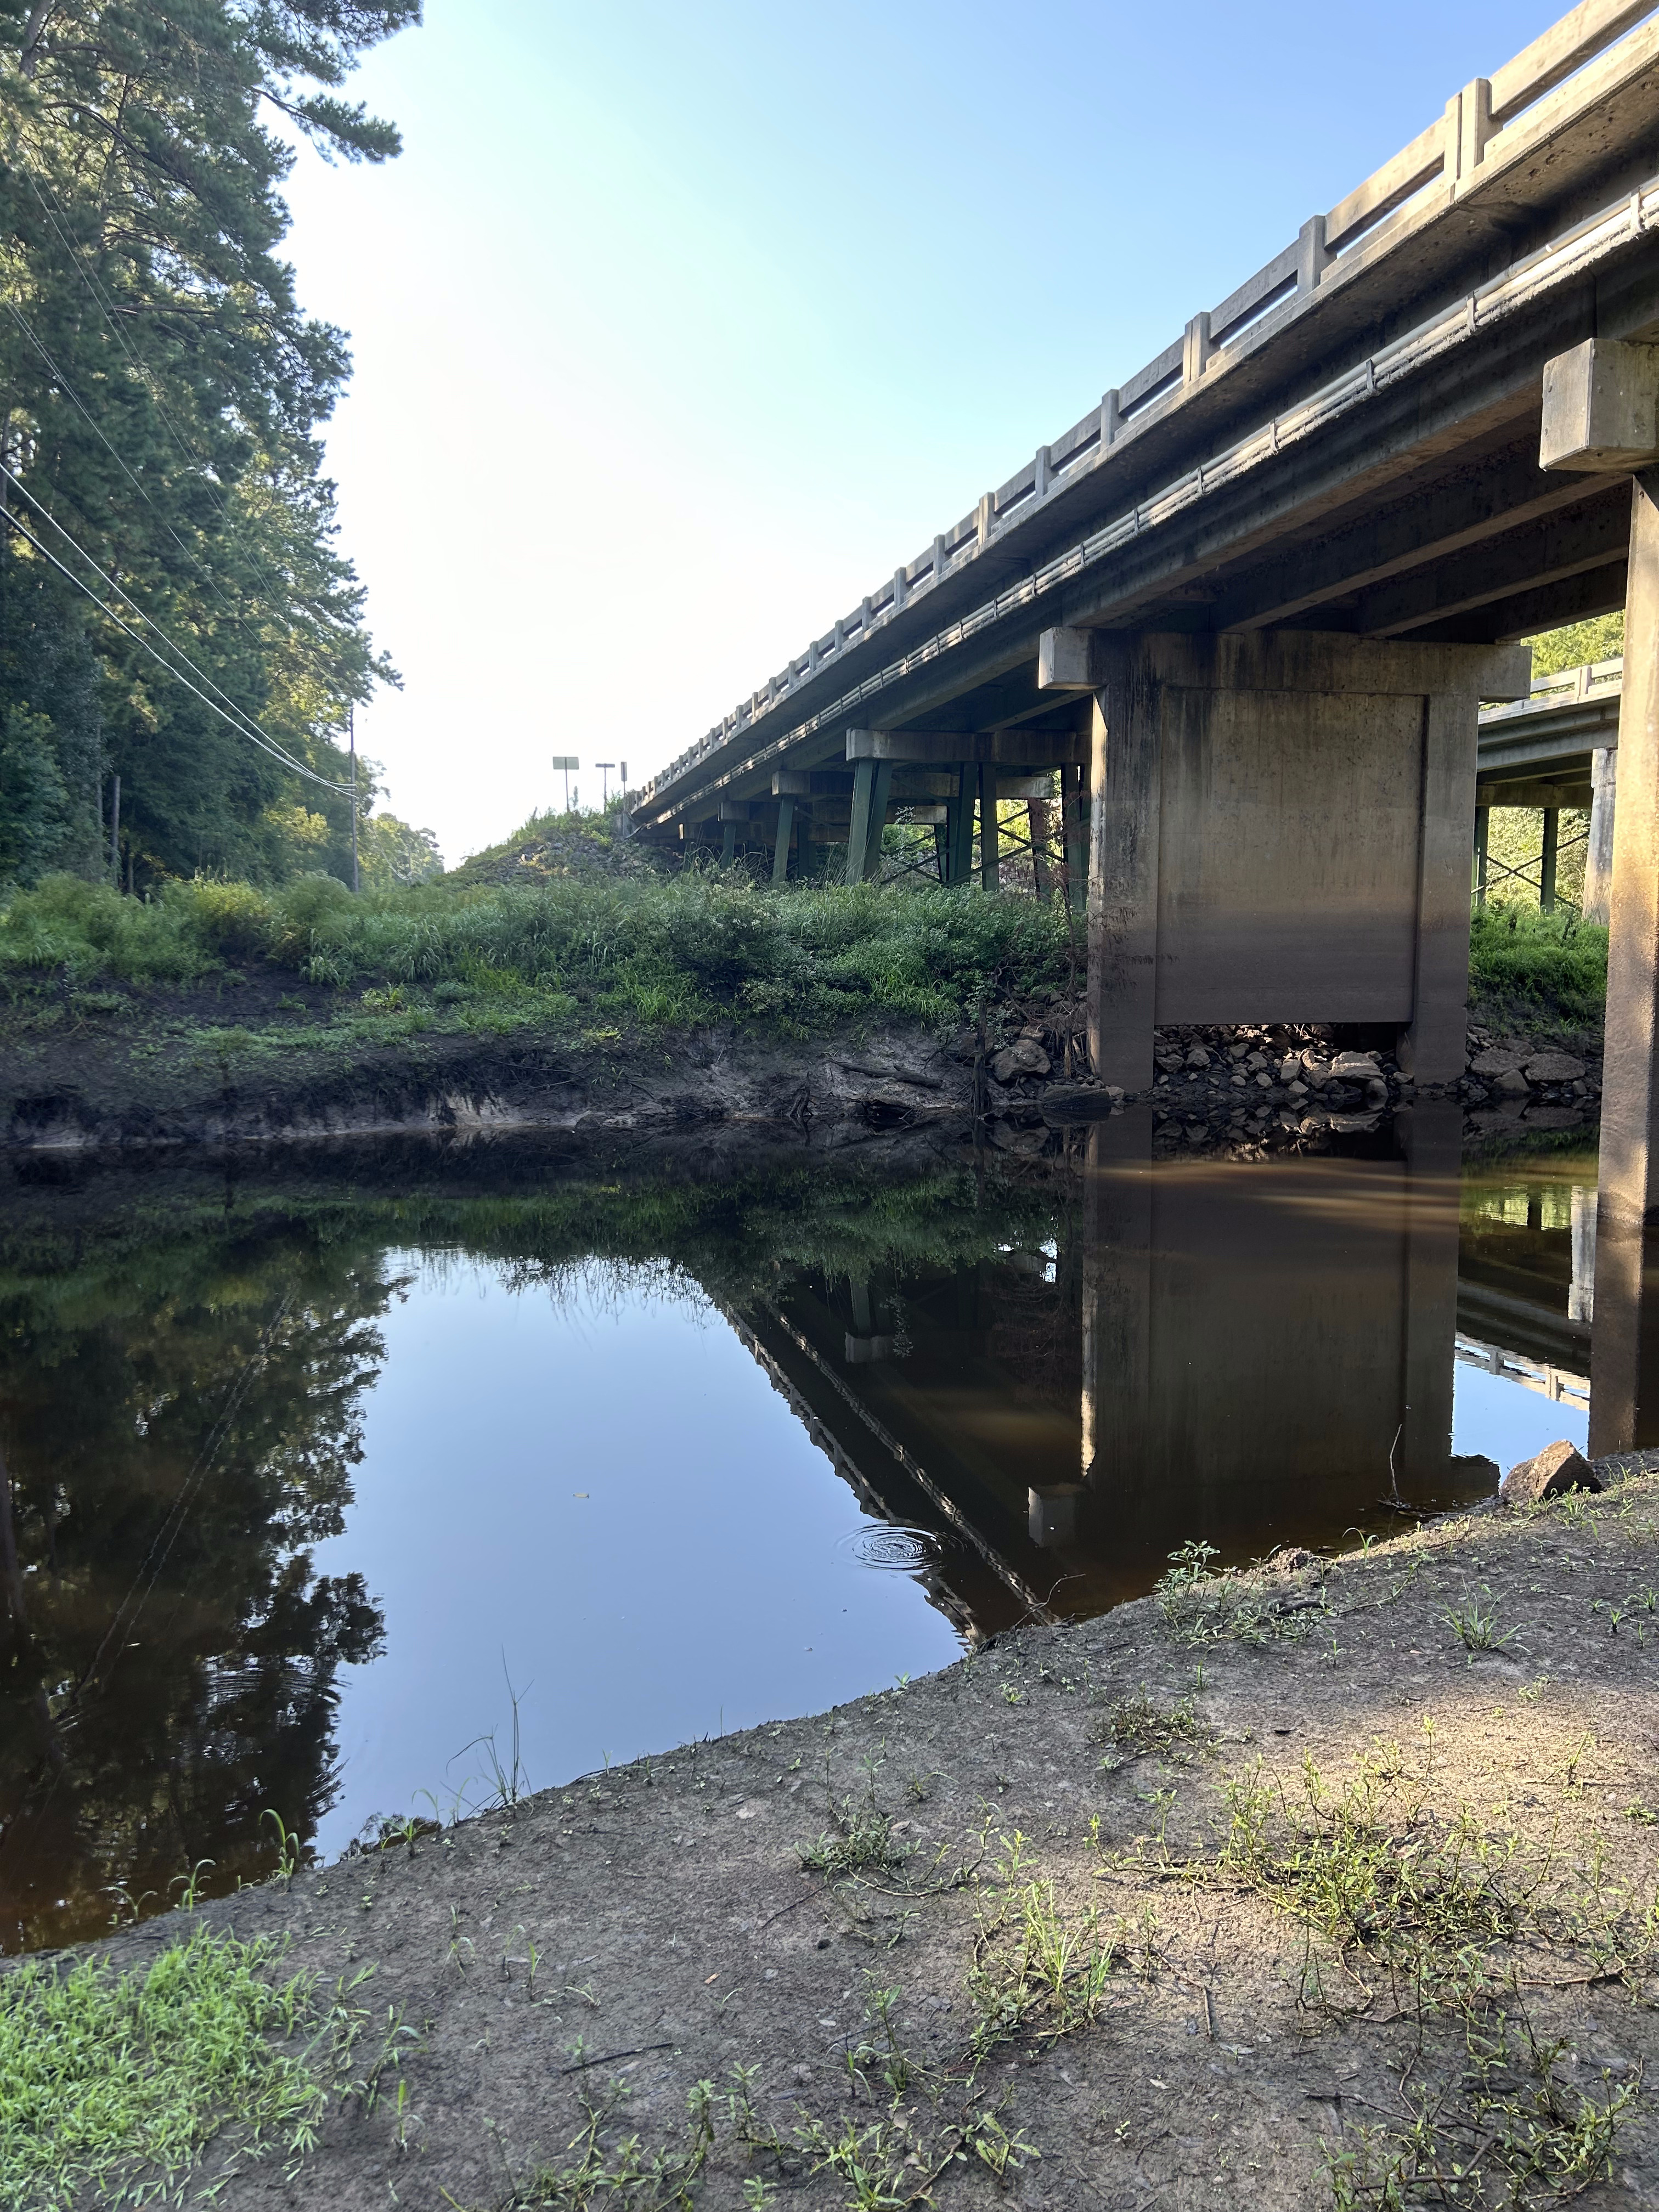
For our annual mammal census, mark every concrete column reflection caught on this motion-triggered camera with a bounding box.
[1588,1214,1659,1457]
[1395,1103,1463,1500]
[1077,1101,1466,1541]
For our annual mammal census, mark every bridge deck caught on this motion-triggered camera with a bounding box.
[635,1,1659,851]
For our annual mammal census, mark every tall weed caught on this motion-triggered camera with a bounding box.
[0,871,1067,1032]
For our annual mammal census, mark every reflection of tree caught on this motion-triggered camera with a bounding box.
[0,1143,1071,1956]
[0,1235,392,1954]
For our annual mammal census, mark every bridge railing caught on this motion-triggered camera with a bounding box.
[1480,654,1625,726]
[640,0,1659,816]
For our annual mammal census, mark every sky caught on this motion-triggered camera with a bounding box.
[280,0,1576,862]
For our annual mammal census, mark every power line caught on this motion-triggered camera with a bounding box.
[0,286,318,684]
[0,459,349,788]
[10,155,364,698]
[0,503,355,792]
[0,462,304,762]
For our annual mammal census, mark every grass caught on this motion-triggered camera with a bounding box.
[0,851,1609,1052]
[1211,1741,1646,2207]
[1153,1539,1327,1648]
[0,867,1069,1037]
[1443,1585,1519,1660]
[965,1860,1127,2062]
[1469,904,1606,1026]
[498,1984,1042,2211]
[1093,1689,1205,1769]
[0,1922,399,2209]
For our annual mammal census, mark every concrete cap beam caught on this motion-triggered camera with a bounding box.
[1476,775,1594,807]
[846,728,1088,766]
[1542,339,1659,471]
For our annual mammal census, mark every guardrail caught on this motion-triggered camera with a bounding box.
[1480,654,1624,726]
[1454,1331,1590,1412]
[640,0,1659,819]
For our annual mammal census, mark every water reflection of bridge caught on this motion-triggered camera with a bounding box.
[729,1108,1616,1643]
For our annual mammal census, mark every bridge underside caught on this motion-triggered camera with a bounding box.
[633,39,1659,1438]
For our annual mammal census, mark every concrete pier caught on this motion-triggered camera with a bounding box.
[1597,469,1659,1228]
[1047,631,1528,1092]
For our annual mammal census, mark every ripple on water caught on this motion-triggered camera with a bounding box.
[837,1522,940,1571]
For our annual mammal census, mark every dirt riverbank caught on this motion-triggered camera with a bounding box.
[0,977,983,1150]
[41,1461,1659,2211]
[1,973,1604,1158]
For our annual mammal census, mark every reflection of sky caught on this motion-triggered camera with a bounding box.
[308,1223,1601,1863]
[309,1257,962,1860]
[1452,1363,1589,1474]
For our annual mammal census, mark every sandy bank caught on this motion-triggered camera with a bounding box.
[41,1459,1659,2211]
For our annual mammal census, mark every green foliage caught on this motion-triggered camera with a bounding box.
[0,3,418,891]
[358,811,444,888]
[1525,612,1623,678]
[967,1866,1123,2059]
[0,871,1068,1031]
[0,1923,386,2208]
[1468,905,1607,1024]
[1483,805,1589,915]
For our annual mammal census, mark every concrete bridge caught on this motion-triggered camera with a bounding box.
[635,2,1659,1433]
[1476,654,1622,912]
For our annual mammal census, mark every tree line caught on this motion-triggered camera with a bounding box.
[0,1,437,893]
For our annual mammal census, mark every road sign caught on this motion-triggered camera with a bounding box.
[551,755,579,811]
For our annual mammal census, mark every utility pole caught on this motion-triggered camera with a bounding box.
[596,761,614,809]
[348,708,360,893]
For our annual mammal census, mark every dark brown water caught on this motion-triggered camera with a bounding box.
[0,1113,1601,1952]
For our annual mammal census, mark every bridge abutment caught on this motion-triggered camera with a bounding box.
[1063,631,1529,1091]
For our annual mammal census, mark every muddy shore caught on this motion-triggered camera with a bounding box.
[46,1464,1659,2211]
[1,975,1602,1158]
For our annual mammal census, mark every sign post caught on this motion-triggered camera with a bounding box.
[551,755,579,813]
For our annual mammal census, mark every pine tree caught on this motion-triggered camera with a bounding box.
[0,1,419,886]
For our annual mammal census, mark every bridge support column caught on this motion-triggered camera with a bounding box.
[1473,805,1490,906]
[943,766,974,885]
[772,796,795,886]
[845,758,893,883]
[1583,747,1616,926]
[979,763,1000,890]
[1062,762,1090,915]
[1066,633,1527,1092]
[1541,806,1560,910]
[1598,466,1659,1224]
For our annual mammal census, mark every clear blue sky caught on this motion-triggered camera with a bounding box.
[281,0,1571,860]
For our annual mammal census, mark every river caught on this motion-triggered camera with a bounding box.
[0,1110,1600,1951]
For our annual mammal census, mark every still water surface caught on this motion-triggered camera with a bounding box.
[0,1118,1598,1949]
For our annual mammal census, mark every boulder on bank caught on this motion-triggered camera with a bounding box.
[1523,1051,1585,1083]
[991,1038,1051,1083]
[1500,1438,1601,1508]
